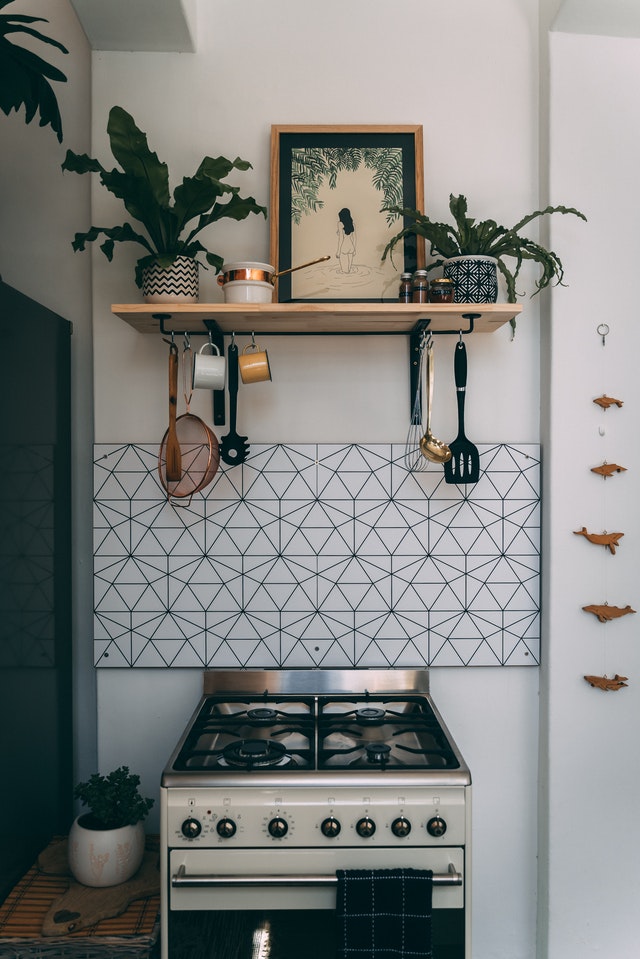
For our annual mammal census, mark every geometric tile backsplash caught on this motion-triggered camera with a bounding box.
[94,443,540,669]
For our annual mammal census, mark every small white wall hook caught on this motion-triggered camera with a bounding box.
[597,323,610,346]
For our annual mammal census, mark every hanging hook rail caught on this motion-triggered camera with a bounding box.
[150,312,481,340]
[151,310,480,420]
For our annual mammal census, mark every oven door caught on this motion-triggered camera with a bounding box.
[165,847,468,959]
[169,846,465,910]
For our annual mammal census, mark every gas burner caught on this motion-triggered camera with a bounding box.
[354,707,387,725]
[220,738,295,769]
[246,707,280,724]
[365,742,391,765]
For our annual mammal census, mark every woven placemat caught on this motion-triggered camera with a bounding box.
[0,837,159,943]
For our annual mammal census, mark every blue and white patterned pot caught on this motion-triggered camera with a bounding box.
[142,255,199,304]
[443,255,498,303]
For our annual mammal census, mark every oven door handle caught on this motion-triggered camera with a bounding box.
[172,862,462,888]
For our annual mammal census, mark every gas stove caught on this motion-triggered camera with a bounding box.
[163,669,469,785]
[160,670,471,959]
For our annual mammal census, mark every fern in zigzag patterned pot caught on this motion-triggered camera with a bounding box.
[62,106,267,303]
[382,193,586,329]
[142,254,200,304]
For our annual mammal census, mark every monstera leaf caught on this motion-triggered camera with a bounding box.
[0,0,68,142]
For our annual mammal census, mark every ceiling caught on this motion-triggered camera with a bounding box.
[70,0,640,51]
[70,0,196,52]
[553,0,640,38]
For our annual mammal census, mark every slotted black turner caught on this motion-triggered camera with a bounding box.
[219,342,249,466]
[444,340,480,485]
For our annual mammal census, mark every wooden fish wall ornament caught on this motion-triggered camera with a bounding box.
[593,394,623,410]
[584,674,628,691]
[582,604,636,623]
[573,527,624,554]
[591,462,627,478]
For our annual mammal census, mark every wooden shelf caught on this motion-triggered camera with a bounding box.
[111,301,522,336]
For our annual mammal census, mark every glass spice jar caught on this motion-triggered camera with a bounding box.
[428,277,455,303]
[411,269,429,303]
[398,272,413,303]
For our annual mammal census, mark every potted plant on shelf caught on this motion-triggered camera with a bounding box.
[68,765,154,887]
[61,105,267,302]
[382,193,586,311]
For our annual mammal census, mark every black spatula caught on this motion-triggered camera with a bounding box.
[219,342,250,466]
[444,340,480,485]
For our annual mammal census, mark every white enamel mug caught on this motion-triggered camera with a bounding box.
[192,341,226,390]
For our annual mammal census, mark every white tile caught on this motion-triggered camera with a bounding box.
[94,443,541,668]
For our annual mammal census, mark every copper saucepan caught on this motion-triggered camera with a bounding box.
[217,255,330,287]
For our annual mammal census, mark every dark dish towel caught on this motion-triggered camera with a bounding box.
[336,868,433,959]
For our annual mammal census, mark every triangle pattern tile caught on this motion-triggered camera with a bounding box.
[308,640,354,667]
[390,640,429,667]
[94,639,132,667]
[94,443,540,667]
[206,638,243,667]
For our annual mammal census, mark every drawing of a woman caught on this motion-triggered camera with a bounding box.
[336,208,356,274]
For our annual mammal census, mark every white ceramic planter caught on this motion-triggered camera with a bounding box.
[68,815,145,887]
[443,254,498,303]
[142,255,199,304]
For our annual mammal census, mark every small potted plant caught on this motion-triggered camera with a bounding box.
[68,765,154,887]
[382,193,586,313]
[61,105,267,302]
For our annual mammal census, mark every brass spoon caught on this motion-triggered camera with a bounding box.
[420,339,452,465]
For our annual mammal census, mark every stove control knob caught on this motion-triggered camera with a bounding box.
[268,817,289,839]
[356,817,376,838]
[426,816,447,838]
[216,817,237,839]
[320,817,341,838]
[391,817,412,838]
[181,817,202,839]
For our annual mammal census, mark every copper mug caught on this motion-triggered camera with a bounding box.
[238,342,272,384]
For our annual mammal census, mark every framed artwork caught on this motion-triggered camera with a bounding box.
[270,125,424,303]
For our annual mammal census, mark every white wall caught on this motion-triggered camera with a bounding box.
[91,4,542,958]
[540,29,640,958]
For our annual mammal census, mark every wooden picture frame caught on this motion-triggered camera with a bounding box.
[270,125,424,303]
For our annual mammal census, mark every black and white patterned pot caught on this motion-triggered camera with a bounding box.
[443,255,498,303]
[142,255,199,304]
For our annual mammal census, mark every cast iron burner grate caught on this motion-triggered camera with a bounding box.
[220,739,295,769]
[173,694,316,771]
[317,696,460,770]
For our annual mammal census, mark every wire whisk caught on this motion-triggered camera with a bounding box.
[404,332,430,471]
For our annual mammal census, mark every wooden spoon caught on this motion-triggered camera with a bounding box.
[165,340,182,482]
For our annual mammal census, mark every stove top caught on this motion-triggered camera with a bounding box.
[163,670,470,786]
